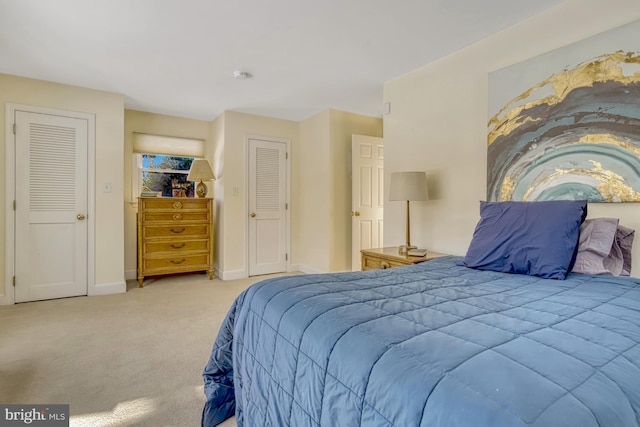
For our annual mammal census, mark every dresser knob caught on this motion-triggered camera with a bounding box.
[170,243,186,249]
[173,201,183,209]
[380,262,390,269]
[173,214,183,221]
[170,258,186,264]
[169,227,186,233]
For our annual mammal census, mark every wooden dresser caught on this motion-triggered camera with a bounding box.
[361,247,447,271]
[137,197,214,287]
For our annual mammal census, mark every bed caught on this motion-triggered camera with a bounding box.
[202,201,640,426]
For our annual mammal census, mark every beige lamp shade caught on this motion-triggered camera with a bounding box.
[187,159,216,198]
[389,171,429,201]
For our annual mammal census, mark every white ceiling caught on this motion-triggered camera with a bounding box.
[0,0,565,122]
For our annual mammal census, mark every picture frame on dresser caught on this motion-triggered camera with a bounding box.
[137,197,214,287]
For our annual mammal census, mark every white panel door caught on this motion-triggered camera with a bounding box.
[14,111,88,303]
[351,135,384,270]
[248,138,287,276]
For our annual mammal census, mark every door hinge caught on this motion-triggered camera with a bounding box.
[12,123,16,134]
[285,202,288,210]
[285,253,288,261]
[13,276,16,287]
[286,152,288,160]
[13,200,16,211]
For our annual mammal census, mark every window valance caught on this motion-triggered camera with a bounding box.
[132,133,205,157]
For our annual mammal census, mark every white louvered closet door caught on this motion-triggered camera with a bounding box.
[15,111,88,303]
[248,138,287,276]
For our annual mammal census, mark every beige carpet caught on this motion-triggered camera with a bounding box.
[0,272,294,427]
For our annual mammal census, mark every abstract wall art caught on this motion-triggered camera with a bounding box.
[487,20,640,202]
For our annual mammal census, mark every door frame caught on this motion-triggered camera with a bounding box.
[4,103,96,305]
[245,134,291,276]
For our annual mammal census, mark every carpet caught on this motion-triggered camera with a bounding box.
[0,272,293,426]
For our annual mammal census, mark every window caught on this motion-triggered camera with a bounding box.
[134,153,196,198]
[131,133,206,202]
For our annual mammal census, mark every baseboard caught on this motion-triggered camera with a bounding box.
[294,264,326,275]
[124,269,137,281]
[0,292,13,306]
[0,281,125,304]
[90,281,126,296]
[216,268,248,281]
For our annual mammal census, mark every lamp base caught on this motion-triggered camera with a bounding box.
[195,181,208,198]
[398,245,417,254]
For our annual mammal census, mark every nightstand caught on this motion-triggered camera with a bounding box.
[361,247,448,271]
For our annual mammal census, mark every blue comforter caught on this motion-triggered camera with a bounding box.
[202,256,640,426]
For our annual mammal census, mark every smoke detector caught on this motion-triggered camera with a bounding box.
[233,70,251,80]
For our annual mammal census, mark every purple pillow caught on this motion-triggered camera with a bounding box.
[616,225,635,276]
[572,218,635,276]
[463,200,587,279]
[573,218,620,275]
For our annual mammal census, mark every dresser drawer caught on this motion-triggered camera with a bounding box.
[143,254,210,272]
[143,224,210,239]
[142,211,210,223]
[141,198,209,211]
[144,239,209,254]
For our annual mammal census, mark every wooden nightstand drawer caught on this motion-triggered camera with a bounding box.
[361,247,448,271]
[362,256,407,270]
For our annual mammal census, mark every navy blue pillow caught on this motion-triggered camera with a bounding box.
[463,200,587,279]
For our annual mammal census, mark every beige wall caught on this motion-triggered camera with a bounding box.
[0,71,382,294]
[0,73,125,302]
[124,108,381,280]
[123,108,381,278]
[208,113,225,274]
[328,110,383,271]
[296,109,383,273]
[383,0,640,275]
[220,111,300,278]
[298,111,331,272]
[123,110,212,279]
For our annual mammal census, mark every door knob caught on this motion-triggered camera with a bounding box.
[352,211,361,217]
[250,213,256,218]
[77,214,86,220]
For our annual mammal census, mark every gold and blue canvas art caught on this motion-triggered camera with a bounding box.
[487,20,640,202]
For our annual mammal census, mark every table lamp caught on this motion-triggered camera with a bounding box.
[389,171,429,253]
[187,159,216,198]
